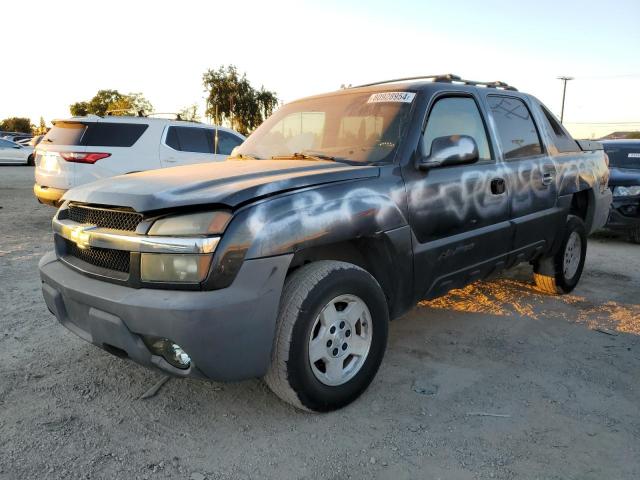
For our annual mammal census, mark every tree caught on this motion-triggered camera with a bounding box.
[178,104,200,122]
[203,65,278,135]
[106,93,153,116]
[69,90,153,117]
[34,117,48,135]
[0,117,33,134]
[70,101,90,116]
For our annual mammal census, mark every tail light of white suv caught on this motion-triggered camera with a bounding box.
[59,152,112,164]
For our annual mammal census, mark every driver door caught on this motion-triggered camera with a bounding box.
[403,94,513,299]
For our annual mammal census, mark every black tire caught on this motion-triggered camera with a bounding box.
[27,154,35,166]
[264,261,389,412]
[533,215,587,294]
[628,227,640,244]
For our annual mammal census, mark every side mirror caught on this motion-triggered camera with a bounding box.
[417,135,479,170]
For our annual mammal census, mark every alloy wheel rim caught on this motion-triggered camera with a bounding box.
[563,231,582,280]
[308,294,372,386]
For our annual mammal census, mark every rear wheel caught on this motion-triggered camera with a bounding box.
[264,261,389,412]
[628,226,640,244]
[533,215,587,294]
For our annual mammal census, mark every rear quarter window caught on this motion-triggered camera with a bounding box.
[42,122,148,147]
[83,123,148,147]
[43,122,86,145]
[539,104,580,153]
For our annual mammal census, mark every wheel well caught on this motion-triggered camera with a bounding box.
[570,190,589,221]
[288,241,368,278]
[287,237,410,319]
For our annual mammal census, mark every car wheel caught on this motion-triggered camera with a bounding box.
[264,260,389,412]
[27,154,35,166]
[628,227,640,244]
[533,215,587,294]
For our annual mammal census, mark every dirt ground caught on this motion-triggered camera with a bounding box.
[1,166,639,480]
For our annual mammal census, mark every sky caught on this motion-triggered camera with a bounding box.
[1,0,638,139]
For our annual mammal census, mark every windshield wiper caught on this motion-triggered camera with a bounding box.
[227,153,261,160]
[270,151,352,163]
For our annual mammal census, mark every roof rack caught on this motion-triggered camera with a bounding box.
[146,112,202,122]
[352,74,518,91]
[105,108,147,117]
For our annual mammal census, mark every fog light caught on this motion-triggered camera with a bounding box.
[143,336,191,369]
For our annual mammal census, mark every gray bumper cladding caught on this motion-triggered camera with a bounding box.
[39,251,292,381]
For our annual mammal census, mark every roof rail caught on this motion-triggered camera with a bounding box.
[146,112,202,122]
[351,74,518,91]
[105,108,147,117]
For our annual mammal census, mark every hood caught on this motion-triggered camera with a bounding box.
[609,166,640,187]
[63,159,379,212]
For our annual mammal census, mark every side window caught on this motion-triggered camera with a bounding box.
[165,126,180,150]
[422,96,491,161]
[539,104,580,153]
[216,131,243,155]
[488,96,543,160]
[83,123,148,147]
[166,126,213,154]
[0,139,11,147]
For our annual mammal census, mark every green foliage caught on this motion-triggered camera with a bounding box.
[0,117,33,134]
[69,101,90,116]
[35,117,48,135]
[203,65,278,135]
[107,93,153,116]
[69,90,153,117]
[178,104,201,122]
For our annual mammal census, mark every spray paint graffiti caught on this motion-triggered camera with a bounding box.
[225,147,608,267]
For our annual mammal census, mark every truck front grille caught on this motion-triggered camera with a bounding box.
[65,203,143,232]
[64,239,130,273]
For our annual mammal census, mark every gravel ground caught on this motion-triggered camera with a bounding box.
[1,166,639,480]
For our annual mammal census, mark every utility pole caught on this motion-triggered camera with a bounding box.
[557,76,574,123]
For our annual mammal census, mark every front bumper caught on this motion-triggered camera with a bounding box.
[605,196,640,232]
[34,183,66,207]
[39,251,292,381]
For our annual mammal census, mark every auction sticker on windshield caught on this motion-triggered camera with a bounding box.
[367,92,416,103]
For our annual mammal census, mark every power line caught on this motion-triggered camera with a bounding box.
[574,73,640,79]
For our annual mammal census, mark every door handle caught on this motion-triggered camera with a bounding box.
[490,178,506,195]
[165,157,177,163]
[542,172,554,186]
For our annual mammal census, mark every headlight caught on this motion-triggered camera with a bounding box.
[140,253,212,283]
[148,211,231,236]
[613,185,640,197]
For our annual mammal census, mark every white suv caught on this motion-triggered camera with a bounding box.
[34,115,245,206]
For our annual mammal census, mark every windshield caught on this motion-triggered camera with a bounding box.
[235,91,416,164]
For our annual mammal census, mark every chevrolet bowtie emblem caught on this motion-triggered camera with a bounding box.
[69,224,98,249]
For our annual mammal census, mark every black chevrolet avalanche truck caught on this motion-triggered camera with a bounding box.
[39,75,612,412]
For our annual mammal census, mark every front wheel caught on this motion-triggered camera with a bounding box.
[533,215,587,294]
[264,261,389,412]
[27,154,35,166]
